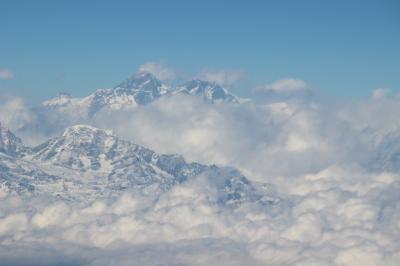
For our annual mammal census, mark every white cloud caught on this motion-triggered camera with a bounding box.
[254,78,308,93]
[32,202,71,228]
[90,95,363,182]
[196,69,245,87]
[0,68,14,80]
[337,95,400,137]
[0,97,49,145]
[138,61,176,82]
[2,80,400,265]
[0,213,28,235]
[372,88,390,100]
[0,97,34,131]
[1,162,400,265]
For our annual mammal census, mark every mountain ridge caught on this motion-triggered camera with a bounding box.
[0,124,276,206]
[42,71,239,117]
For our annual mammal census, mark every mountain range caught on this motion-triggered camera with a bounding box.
[42,71,239,118]
[0,123,277,207]
[1,69,396,211]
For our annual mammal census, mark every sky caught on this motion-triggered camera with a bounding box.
[0,0,399,102]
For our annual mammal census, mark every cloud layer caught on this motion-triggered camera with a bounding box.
[1,165,400,265]
[1,82,400,265]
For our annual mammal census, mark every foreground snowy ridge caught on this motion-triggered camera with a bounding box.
[0,123,276,206]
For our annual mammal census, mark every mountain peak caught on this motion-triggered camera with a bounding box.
[40,71,241,119]
[62,124,109,135]
[114,71,163,91]
[176,79,238,103]
[30,124,123,171]
[83,71,170,115]
[24,124,271,206]
[60,124,115,145]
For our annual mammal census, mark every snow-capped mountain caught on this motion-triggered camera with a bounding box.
[42,71,170,117]
[0,123,60,195]
[87,71,170,116]
[175,79,238,103]
[42,71,239,118]
[1,124,275,206]
[113,71,170,103]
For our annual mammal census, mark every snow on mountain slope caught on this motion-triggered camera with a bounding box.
[41,71,239,119]
[87,71,170,115]
[0,122,26,157]
[0,152,62,195]
[42,71,170,117]
[0,124,276,206]
[0,124,61,195]
[175,79,239,104]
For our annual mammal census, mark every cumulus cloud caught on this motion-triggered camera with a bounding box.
[92,95,360,180]
[0,97,50,145]
[0,68,14,80]
[337,95,400,138]
[196,69,245,87]
[138,61,176,82]
[254,78,308,93]
[0,97,35,131]
[1,164,400,265]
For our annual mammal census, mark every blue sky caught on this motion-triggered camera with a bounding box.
[0,0,399,102]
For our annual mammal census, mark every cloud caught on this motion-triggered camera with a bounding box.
[0,68,14,80]
[372,88,391,100]
[90,94,368,182]
[0,97,35,131]
[0,97,49,145]
[138,61,176,82]
[254,78,308,93]
[3,79,400,265]
[196,69,245,87]
[337,95,400,137]
[1,163,400,265]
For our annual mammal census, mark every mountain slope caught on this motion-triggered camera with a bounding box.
[42,72,170,117]
[0,125,275,206]
[0,122,26,157]
[175,80,238,104]
[41,71,239,119]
